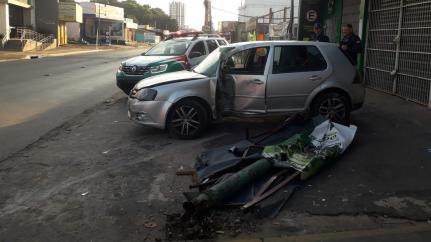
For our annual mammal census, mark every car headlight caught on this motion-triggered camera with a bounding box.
[119,63,124,71]
[137,88,157,101]
[149,64,168,74]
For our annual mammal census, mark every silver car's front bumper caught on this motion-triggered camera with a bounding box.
[128,98,173,129]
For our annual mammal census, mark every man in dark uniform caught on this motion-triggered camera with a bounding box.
[312,23,330,42]
[340,24,362,65]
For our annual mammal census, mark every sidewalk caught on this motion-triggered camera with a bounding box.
[0,43,150,61]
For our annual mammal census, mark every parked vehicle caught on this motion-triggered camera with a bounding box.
[116,32,228,94]
[128,41,365,139]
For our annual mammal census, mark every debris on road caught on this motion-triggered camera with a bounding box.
[102,149,111,154]
[144,222,158,228]
[167,115,358,240]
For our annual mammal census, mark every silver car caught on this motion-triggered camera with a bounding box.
[128,41,365,139]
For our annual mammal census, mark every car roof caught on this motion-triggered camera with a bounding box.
[227,40,337,48]
[169,36,226,42]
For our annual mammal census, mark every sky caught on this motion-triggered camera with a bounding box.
[136,0,243,30]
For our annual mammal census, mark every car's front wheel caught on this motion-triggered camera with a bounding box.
[166,100,209,139]
[312,92,350,124]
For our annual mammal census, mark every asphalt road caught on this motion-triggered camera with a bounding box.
[0,48,143,161]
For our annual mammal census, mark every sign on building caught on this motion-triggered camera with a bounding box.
[269,22,289,37]
[298,0,322,41]
[59,2,83,23]
[80,3,124,21]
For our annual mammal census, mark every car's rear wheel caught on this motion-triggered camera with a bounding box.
[312,92,350,124]
[167,100,209,139]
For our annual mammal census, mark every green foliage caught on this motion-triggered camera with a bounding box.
[90,0,179,31]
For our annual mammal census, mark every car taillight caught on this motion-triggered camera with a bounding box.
[175,55,191,70]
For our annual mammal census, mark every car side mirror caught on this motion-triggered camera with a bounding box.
[189,51,202,59]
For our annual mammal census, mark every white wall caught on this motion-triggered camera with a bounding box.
[66,22,80,41]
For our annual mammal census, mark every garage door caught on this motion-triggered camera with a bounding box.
[365,0,431,107]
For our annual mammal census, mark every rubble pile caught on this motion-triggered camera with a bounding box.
[167,115,358,240]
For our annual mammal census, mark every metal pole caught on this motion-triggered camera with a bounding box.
[96,2,100,50]
[289,0,294,40]
[269,8,273,24]
[392,0,404,94]
[429,80,431,109]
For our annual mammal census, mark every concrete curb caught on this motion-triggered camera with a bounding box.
[226,223,431,242]
[42,49,107,57]
[0,48,115,62]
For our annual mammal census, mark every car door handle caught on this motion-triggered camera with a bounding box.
[250,79,264,85]
[309,75,322,81]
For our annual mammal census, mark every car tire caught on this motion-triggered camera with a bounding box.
[311,92,350,124]
[166,99,209,139]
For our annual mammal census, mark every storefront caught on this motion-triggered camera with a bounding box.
[124,18,137,44]
[80,2,125,44]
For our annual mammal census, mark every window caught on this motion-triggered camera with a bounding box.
[217,39,227,46]
[206,40,218,53]
[225,47,269,75]
[145,39,190,56]
[272,46,327,74]
[189,41,206,57]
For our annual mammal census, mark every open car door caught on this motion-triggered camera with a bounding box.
[218,46,270,114]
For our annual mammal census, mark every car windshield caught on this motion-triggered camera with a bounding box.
[145,39,191,56]
[193,46,234,77]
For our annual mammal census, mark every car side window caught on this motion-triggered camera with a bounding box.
[206,40,218,53]
[217,39,227,46]
[225,47,269,75]
[189,41,206,57]
[272,45,327,74]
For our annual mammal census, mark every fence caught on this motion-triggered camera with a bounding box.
[365,0,431,107]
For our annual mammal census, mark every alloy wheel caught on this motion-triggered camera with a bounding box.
[170,105,201,136]
[318,97,347,123]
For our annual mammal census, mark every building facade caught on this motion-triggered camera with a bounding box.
[169,1,184,30]
[0,0,35,40]
[0,0,82,49]
[80,2,137,45]
[80,2,125,44]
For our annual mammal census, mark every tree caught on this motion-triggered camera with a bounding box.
[90,0,178,31]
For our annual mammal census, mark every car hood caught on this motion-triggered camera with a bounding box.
[135,70,207,90]
[123,55,176,66]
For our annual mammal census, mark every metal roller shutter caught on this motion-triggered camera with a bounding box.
[365,0,431,107]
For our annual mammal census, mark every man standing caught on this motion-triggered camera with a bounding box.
[340,24,362,65]
[312,23,329,42]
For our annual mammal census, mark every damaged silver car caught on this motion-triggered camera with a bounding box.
[128,41,365,139]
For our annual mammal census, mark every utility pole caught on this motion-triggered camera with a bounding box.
[269,8,273,24]
[203,0,213,33]
[289,0,294,40]
[96,2,101,49]
[283,7,287,22]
